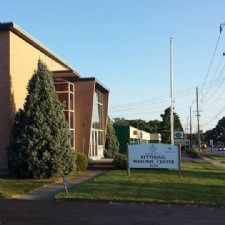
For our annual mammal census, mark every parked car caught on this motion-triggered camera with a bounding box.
[218,146,225,151]
[201,143,207,149]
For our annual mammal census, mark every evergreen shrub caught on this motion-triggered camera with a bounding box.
[75,152,88,172]
[113,154,127,169]
[185,148,199,158]
[8,60,76,178]
[104,118,119,158]
[104,150,113,158]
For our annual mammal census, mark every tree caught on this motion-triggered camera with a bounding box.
[113,118,160,133]
[159,107,183,143]
[205,116,225,145]
[104,117,119,158]
[8,60,76,178]
[113,117,129,125]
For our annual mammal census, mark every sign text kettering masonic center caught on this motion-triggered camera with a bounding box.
[128,143,179,169]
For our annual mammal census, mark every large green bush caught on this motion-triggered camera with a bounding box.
[113,154,127,169]
[185,148,199,158]
[104,117,119,158]
[75,152,88,172]
[8,60,76,178]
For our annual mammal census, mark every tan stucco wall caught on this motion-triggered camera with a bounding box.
[10,31,68,111]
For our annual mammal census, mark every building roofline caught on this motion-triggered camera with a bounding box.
[94,78,110,93]
[53,70,80,78]
[72,77,110,93]
[54,76,110,93]
[0,22,80,78]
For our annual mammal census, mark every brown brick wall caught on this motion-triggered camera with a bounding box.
[74,80,95,155]
[74,79,109,157]
[102,92,109,147]
[0,31,11,172]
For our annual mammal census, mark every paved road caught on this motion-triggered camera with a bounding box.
[203,147,225,156]
[0,200,225,225]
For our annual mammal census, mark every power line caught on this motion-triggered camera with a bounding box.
[110,78,225,113]
[199,26,223,96]
[200,55,225,105]
[201,61,225,107]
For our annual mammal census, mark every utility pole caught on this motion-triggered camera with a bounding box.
[220,23,225,33]
[196,87,201,151]
[185,118,188,150]
[186,117,189,135]
[190,106,192,148]
[170,37,174,145]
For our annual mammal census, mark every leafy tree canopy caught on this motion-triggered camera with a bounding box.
[205,116,225,145]
[159,107,183,143]
[113,117,161,133]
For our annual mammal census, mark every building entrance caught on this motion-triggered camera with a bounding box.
[90,129,103,159]
[89,89,104,159]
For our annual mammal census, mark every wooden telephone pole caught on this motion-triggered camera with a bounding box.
[190,106,192,147]
[196,87,201,151]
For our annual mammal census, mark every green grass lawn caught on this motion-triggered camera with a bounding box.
[0,176,59,198]
[56,162,225,205]
[200,153,225,161]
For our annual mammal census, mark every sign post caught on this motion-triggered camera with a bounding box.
[210,140,213,154]
[62,175,68,196]
[178,144,182,178]
[126,143,130,176]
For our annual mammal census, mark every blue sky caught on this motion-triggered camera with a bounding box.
[1,0,225,133]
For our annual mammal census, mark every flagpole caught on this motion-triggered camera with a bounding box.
[170,38,174,145]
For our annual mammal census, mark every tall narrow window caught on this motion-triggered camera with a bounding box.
[54,81,75,150]
[90,89,104,158]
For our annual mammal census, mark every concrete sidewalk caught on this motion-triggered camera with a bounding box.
[16,169,108,200]
[198,155,225,168]
[182,152,225,168]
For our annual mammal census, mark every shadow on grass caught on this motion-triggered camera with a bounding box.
[111,167,225,180]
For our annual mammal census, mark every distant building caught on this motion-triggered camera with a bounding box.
[0,22,109,173]
[150,133,162,143]
[113,124,161,154]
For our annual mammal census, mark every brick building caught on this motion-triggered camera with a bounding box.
[0,22,109,173]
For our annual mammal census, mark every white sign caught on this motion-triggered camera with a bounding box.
[210,140,213,146]
[174,131,184,139]
[128,143,179,169]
